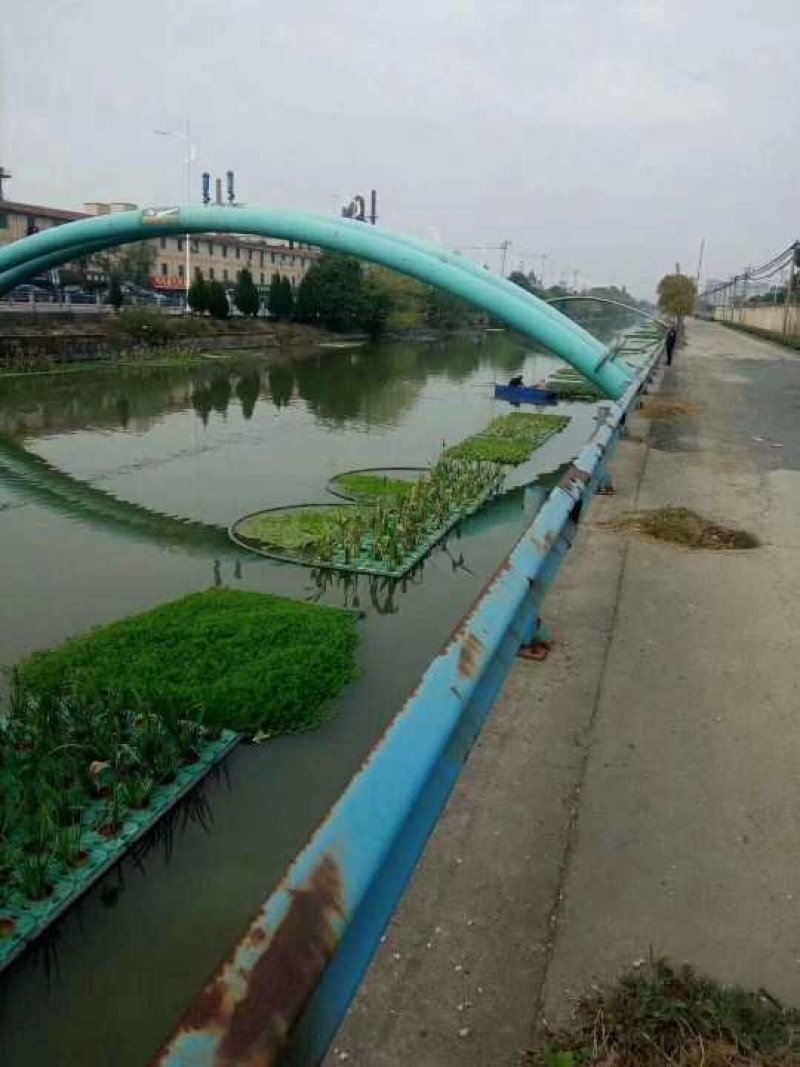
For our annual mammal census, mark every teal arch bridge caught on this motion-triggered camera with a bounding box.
[0,205,633,399]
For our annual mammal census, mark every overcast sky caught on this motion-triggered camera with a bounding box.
[2,0,798,297]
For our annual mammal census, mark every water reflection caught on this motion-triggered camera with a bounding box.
[235,370,261,420]
[0,333,538,442]
[0,433,235,554]
[267,364,294,409]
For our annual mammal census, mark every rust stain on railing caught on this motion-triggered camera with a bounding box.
[151,855,344,1067]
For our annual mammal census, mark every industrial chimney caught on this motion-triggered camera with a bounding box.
[226,170,235,206]
[370,189,378,226]
[215,178,223,206]
[202,172,211,205]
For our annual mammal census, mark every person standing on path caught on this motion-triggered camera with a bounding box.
[665,324,677,365]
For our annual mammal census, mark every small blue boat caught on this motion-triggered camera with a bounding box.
[494,383,558,405]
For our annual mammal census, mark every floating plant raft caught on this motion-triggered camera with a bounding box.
[0,588,359,970]
[444,412,570,465]
[539,366,604,401]
[231,456,504,579]
[328,467,427,503]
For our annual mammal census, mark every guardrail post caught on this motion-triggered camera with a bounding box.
[597,469,615,495]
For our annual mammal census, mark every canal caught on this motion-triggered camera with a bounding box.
[0,332,604,1065]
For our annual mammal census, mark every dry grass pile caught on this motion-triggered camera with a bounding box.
[528,959,799,1066]
[639,398,700,420]
[605,507,758,550]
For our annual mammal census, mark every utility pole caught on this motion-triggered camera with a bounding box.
[155,120,194,306]
[741,269,749,323]
[782,244,797,339]
[695,238,705,287]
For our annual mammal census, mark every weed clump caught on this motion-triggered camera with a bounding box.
[528,958,800,1066]
[607,507,758,550]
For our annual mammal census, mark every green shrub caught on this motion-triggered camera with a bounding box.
[106,307,171,344]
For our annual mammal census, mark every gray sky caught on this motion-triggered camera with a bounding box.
[2,0,798,297]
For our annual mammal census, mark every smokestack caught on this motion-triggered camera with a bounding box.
[370,189,377,225]
[202,172,211,205]
[226,170,235,206]
[215,178,223,206]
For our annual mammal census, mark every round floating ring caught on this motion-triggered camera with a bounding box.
[326,466,429,502]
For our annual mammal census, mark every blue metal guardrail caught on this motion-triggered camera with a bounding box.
[152,337,663,1067]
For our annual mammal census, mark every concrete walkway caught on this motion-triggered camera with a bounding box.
[324,320,800,1066]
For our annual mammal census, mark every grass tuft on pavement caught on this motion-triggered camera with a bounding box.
[639,397,700,420]
[527,958,800,1066]
[606,507,758,550]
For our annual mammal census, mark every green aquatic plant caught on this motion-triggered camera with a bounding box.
[18,588,359,736]
[237,508,351,554]
[124,774,155,811]
[14,852,53,901]
[235,454,504,577]
[547,378,602,401]
[445,435,533,464]
[445,412,569,465]
[53,824,84,868]
[332,472,419,502]
[3,589,359,913]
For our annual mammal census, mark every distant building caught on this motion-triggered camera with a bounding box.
[0,196,318,293]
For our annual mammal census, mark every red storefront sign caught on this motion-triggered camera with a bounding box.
[149,275,185,291]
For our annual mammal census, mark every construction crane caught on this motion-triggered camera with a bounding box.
[452,240,512,274]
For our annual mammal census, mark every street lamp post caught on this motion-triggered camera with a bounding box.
[155,120,194,308]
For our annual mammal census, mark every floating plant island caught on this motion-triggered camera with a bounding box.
[232,456,504,579]
[0,588,359,970]
[544,369,604,402]
[444,412,570,464]
[231,413,570,579]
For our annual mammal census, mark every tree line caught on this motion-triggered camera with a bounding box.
[186,252,485,335]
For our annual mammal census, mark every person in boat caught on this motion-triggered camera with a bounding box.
[508,374,524,388]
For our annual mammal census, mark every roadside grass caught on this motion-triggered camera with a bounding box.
[604,507,758,550]
[526,958,800,1066]
[17,588,359,736]
[717,320,800,353]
